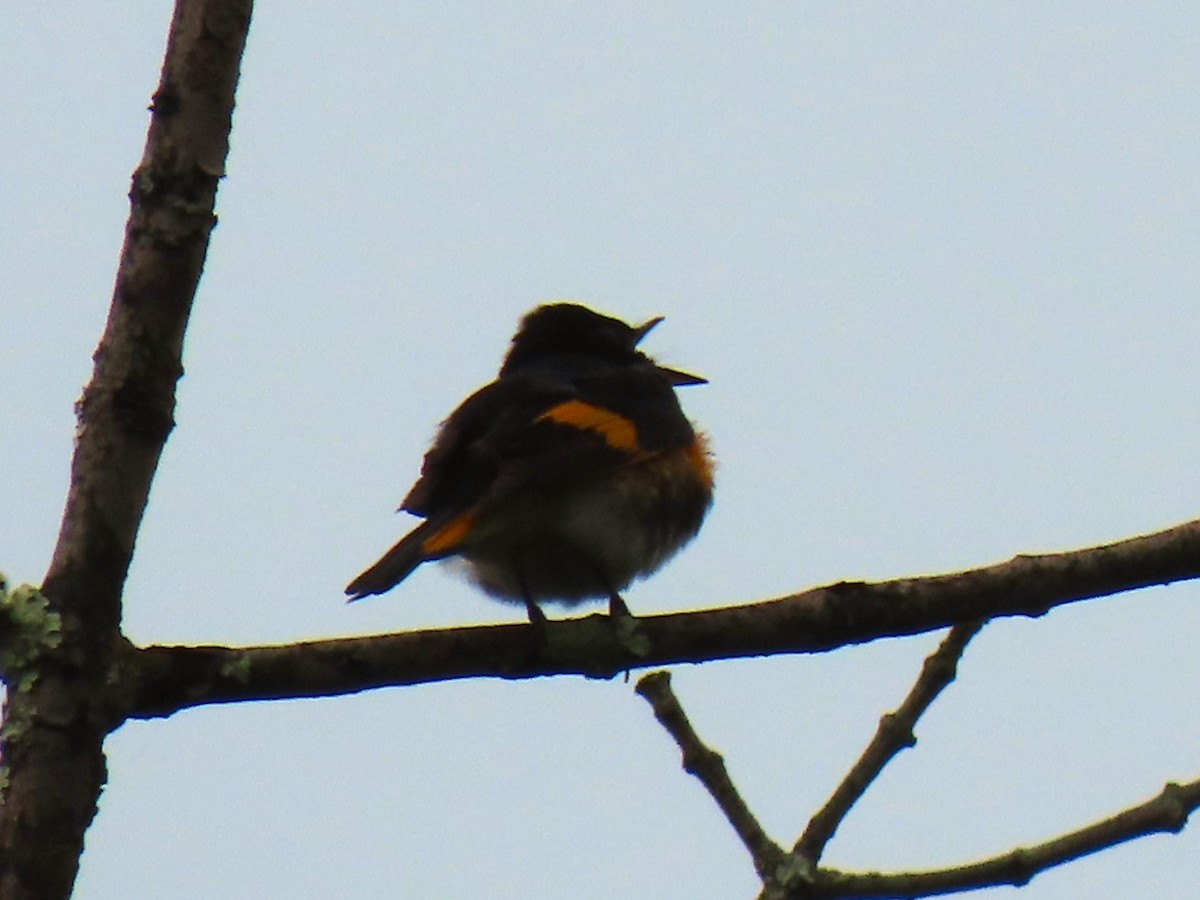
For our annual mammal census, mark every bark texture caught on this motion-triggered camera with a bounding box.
[0,3,251,897]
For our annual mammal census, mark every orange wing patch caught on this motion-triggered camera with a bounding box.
[421,513,477,554]
[536,400,640,452]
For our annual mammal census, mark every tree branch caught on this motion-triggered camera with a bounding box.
[636,671,788,881]
[44,0,249,640]
[629,627,1200,900]
[119,517,1200,720]
[807,777,1200,898]
[795,621,984,863]
[0,3,252,898]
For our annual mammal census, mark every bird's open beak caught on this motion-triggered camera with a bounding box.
[634,316,666,344]
[636,316,707,385]
[657,365,707,386]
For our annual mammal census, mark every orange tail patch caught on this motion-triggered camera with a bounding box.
[421,512,477,554]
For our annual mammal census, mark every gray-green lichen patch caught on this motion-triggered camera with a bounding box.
[218,653,252,684]
[0,577,64,801]
[0,575,63,692]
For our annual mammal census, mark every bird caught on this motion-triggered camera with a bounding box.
[345,302,714,622]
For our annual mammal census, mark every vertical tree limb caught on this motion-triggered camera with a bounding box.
[0,2,252,897]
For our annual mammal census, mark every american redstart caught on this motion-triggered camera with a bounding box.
[346,302,713,621]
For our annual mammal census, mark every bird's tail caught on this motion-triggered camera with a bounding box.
[345,525,434,601]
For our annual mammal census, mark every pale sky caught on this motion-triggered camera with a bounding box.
[5,4,1200,898]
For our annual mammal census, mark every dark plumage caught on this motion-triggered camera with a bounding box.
[346,302,714,619]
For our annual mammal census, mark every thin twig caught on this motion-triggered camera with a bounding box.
[636,671,788,882]
[805,777,1200,898]
[795,620,985,863]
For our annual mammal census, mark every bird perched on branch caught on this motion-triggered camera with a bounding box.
[346,302,714,622]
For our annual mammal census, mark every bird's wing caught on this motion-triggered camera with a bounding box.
[399,366,689,520]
